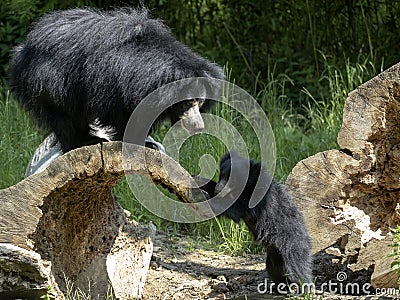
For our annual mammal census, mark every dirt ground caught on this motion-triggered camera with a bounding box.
[142,231,399,300]
[142,230,267,300]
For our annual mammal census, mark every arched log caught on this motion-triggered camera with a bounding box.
[0,142,206,299]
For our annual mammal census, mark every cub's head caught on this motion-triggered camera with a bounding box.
[215,151,260,198]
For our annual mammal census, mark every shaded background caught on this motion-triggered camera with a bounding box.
[1,0,399,102]
[1,0,400,259]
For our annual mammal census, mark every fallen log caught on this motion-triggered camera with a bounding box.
[0,142,207,299]
[286,63,400,288]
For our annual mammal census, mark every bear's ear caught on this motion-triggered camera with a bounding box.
[221,151,249,171]
[219,152,230,166]
[220,150,239,165]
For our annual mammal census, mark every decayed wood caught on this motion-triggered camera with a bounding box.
[286,63,400,288]
[0,243,62,299]
[0,142,205,299]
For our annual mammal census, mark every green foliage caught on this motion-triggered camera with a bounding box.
[0,89,43,188]
[213,217,262,255]
[0,0,390,256]
[388,226,400,283]
[140,0,400,95]
[0,0,37,81]
[0,2,397,297]
[0,0,399,95]
[64,274,114,300]
[0,54,380,255]
[40,286,56,300]
[115,56,378,254]
[0,0,98,81]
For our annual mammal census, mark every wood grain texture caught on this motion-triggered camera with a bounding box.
[0,142,204,299]
[286,63,400,288]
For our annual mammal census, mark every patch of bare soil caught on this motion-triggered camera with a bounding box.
[142,231,399,300]
[142,230,266,300]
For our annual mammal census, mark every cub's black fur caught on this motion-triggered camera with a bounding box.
[196,152,312,284]
[9,8,224,152]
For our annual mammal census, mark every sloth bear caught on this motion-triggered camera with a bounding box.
[195,152,312,285]
[9,8,224,152]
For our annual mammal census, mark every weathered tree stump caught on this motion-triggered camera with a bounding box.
[0,142,205,299]
[286,63,400,288]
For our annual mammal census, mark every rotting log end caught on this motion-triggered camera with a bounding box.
[0,142,205,299]
[287,63,400,289]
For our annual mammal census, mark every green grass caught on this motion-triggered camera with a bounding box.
[115,56,380,254]
[388,226,400,288]
[0,89,44,188]
[0,55,379,255]
[63,275,114,300]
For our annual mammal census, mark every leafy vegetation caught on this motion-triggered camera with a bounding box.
[1,0,400,90]
[0,0,399,273]
[0,89,43,187]
[40,286,56,300]
[389,226,400,286]
[64,275,114,300]
[113,56,377,254]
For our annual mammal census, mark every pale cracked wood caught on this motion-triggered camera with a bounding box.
[0,142,206,299]
[286,63,400,288]
[0,243,62,299]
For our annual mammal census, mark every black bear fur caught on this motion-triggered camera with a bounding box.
[9,7,224,152]
[195,152,312,285]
